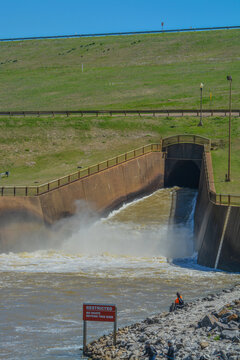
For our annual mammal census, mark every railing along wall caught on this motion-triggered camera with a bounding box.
[0,134,239,206]
[0,143,162,197]
[203,150,240,207]
[0,109,240,117]
[162,134,211,151]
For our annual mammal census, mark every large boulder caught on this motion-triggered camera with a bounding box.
[198,314,218,328]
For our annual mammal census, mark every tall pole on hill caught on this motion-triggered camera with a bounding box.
[198,83,204,126]
[226,75,232,182]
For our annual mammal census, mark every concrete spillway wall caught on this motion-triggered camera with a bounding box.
[0,152,164,252]
[194,152,240,272]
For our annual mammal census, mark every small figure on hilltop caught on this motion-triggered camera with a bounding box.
[170,292,184,312]
[143,340,157,360]
[165,340,175,360]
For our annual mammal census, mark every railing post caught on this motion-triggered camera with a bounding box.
[134,150,136,157]
[97,164,100,172]
[107,160,109,168]
[78,171,80,179]
[125,153,127,161]
[116,156,118,165]
[1,187,3,196]
[68,175,71,183]
[25,187,28,196]
[37,186,39,196]
[58,179,60,187]
[14,187,16,196]
[228,195,230,206]
[88,167,90,176]
[47,183,50,192]
[220,194,222,204]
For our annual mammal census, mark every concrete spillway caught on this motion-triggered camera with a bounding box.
[0,135,239,271]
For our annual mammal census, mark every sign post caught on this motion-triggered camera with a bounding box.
[82,303,117,355]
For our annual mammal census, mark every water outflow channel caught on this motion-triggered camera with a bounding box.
[1,188,239,359]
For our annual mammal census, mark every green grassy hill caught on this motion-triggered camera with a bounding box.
[0,30,240,110]
[0,30,239,194]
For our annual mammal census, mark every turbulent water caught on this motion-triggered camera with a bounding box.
[0,188,239,360]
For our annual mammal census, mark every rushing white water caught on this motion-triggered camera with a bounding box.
[0,188,239,360]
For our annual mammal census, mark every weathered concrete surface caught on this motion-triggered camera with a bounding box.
[195,152,240,272]
[39,152,165,224]
[219,207,240,272]
[0,196,46,252]
[0,152,164,251]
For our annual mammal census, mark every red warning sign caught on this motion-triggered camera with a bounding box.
[83,304,116,322]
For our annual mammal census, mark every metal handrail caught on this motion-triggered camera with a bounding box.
[0,109,239,117]
[162,134,211,150]
[0,143,161,196]
[202,151,240,207]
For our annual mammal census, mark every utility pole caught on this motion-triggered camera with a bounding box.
[226,75,232,182]
[198,83,204,126]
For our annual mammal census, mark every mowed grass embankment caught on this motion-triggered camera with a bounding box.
[0,29,239,194]
[0,115,239,195]
[0,29,240,110]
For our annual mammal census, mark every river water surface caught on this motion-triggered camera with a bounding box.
[0,188,239,359]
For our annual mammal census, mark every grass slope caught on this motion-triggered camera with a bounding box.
[0,30,240,110]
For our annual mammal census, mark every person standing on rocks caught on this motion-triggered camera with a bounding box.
[169,292,184,312]
[165,340,175,360]
[143,340,157,360]
[175,292,184,307]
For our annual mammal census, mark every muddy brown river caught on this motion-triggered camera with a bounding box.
[0,188,239,359]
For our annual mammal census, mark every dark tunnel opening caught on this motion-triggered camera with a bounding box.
[165,160,200,189]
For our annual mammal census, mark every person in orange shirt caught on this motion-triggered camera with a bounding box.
[175,292,184,307]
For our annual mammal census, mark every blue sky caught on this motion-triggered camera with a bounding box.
[0,0,239,39]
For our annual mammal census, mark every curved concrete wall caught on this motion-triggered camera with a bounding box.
[0,196,46,252]
[0,152,164,251]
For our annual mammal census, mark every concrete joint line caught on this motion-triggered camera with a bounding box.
[214,206,231,269]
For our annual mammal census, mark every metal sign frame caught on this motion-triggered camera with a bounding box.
[82,303,117,354]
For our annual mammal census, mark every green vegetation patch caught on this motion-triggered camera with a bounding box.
[0,30,240,110]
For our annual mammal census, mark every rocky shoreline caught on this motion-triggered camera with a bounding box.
[84,284,240,360]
